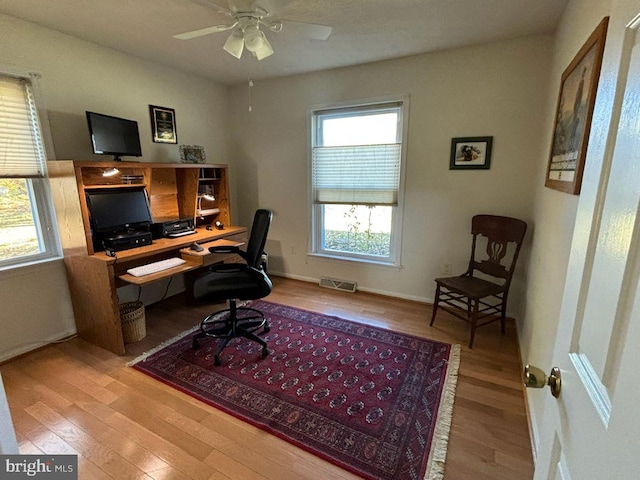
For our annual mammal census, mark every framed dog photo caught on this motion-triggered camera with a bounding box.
[450,136,493,170]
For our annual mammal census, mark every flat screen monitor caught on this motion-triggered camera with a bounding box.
[86,188,152,233]
[86,111,142,161]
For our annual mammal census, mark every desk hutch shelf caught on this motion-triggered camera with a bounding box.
[48,160,246,355]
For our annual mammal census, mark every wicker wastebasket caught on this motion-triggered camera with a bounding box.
[120,301,146,343]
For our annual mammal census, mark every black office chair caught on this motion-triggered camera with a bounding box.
[192,209,273,366]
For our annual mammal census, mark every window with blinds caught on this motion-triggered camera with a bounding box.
[0,76,46,178]
[312,143,401,205]
[310,100,406,264]
[0,72,59,270]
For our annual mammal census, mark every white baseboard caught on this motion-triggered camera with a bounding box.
[0,328,77,364]
[514,320,539,463]
[268,271,433,304]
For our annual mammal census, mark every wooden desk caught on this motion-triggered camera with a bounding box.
[65,226,247,355]
[48,158,245,356]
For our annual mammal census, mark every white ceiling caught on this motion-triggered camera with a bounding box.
[0,0,568,86]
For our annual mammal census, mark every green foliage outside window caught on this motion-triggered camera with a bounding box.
[0,179,39,260]
[323,206,391,257]
[324,230,391,257]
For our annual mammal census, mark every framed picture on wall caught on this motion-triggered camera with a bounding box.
[450,136,493,170]
[545,17,608,195]
[149,105,177,144]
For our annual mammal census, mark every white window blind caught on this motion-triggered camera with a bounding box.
[312,143,401,205]
[0,75,46,178]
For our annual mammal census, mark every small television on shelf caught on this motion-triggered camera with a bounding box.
[86,188,153,234]
[86,111,142,161]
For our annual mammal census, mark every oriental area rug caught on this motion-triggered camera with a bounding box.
[130,300,460,480]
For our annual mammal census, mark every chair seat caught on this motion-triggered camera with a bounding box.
[435,275,505,299]
[194,266,272,304]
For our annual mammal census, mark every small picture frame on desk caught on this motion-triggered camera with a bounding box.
[180,144,206,164]
[149,105,177,144]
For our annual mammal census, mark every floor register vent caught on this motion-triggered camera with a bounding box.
[319,276,357,293]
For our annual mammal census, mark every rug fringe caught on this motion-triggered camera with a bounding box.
[127,325,200,366]
[424,343,461,480]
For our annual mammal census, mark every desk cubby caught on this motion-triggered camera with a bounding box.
[197,167,229,225]
[48,160,246,355]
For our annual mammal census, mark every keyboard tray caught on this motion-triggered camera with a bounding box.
[118,259,198,285]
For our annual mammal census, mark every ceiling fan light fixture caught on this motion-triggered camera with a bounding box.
[174,3,333,63]
[223,29,244,59]
[253,34,274,60]
[243,24,264,53]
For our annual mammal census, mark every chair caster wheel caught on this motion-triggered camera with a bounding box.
[264,325,270,333]
[214,355,221,366]
[261,347,269,358]
[192,338,200,349]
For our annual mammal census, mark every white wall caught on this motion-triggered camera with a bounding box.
[519,0,612,459]
[0,13,232,361]
[228,35,553,311]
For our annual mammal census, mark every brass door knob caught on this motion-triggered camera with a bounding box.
[523,364,561,398]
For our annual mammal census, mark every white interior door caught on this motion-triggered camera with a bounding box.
[534,2,640,478]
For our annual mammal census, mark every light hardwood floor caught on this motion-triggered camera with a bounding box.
[1,277,534,479]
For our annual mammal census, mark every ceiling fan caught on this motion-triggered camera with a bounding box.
[173,1,333,61]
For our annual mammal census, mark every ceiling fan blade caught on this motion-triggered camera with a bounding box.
[253,0,293,15]
[261,19,282,32]
[281,20,332,41]
[188,0,235,16]
[253,34,274,60]
[173,23,237,40]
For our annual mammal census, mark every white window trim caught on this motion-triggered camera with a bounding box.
[0,66,62,271]
[307,95,410,266]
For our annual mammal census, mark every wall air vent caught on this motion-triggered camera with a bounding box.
[319,276,357,293]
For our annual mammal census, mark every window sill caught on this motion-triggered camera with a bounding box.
[307,252,402,270]
[0,255,65,281]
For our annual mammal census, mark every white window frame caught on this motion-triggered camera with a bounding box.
[308,96,409,266]
[0,67,61,272]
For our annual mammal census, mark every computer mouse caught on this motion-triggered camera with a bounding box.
[189,242,204,252]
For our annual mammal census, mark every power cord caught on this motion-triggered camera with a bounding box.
[134,277,172,305]
[160,276,173,301]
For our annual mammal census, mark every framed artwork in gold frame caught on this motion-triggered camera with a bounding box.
[545,17,608,195]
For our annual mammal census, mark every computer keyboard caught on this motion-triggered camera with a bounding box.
[126,257,187,277]
[167,230,196,238]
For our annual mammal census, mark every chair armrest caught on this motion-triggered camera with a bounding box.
[208,245,250,262]
[208,263,248,273]
[207,245,241,254]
